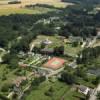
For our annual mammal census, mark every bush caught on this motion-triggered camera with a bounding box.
[60,72,76,85]
[45,86,54,97]
[0,94,9,100]
[1,83,13,93]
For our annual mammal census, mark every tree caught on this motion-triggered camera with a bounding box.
[31,76,46,87]
[45,86,54,97]
[33,46,40,53]
[77,46,100,64]
[96,91,100,100]
[72,42,78,47]
[2,53,18,69]
[74,67,86,78]
[0,94,9,100]
[60,72,76,85]
[1,83,13,93]
[92,76,100,85]
[9,58,18,68]
[54,46,64,56]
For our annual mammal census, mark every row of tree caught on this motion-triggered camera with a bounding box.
[77,46,100,64]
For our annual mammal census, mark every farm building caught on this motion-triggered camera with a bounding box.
[97,31,100,38]
[77,85,93,96]
[69,36,83,43]
[18,62,29,67]
[43,57,65,70]
[13,76,27,87]
[42,38,52,45]
[41,48,54,55]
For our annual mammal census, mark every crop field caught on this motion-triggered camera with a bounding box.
[0,7,56,15]
[0,0,73,8]
[0,0,74,15]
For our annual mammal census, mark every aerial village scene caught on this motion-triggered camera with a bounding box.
[0,0,100,100]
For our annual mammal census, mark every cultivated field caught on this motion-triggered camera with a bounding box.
[0,7,56,15]
[0,0,73,15]
[0,0,73,8]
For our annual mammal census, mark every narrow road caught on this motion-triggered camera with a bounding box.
[89,84,100,100]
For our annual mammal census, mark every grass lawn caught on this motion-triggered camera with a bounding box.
[0,8,35,15]
[30,35,64,49]
[0,64,17,91]
[64,44,82,57]
[30,35,82,57]
[25,80,84,100]
[77,77,95,88]
[0,64,32,95]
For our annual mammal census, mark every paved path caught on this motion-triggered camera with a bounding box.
[89,84,100,100]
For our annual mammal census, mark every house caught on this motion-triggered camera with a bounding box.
[55,27,61,30]
[42,38,52,45]
[27,52,34,57]
[68,60,77,69]
[37,69,50,76]
[88,69,100,76]
[41,48,54,55]
[97,31,100,38]
[18,62,29,68]
[49,17,59,21]
[18,51,26,58]
[63,39,71,44]
[95,28,100,40]
[78,85,91,95]
[13,76,27,87]
[43,57,65,70]
[69,36,83,44]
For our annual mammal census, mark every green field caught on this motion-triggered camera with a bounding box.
[26,80,84,100]
[0,64,31,95]
[31,35,82,57]
[0,65,17,93]
[0,7,56,16]
[0,8,35,15]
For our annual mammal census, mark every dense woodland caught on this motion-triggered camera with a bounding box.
[0,4,100,51]
[62,0,100,4]
[77,46,100,64]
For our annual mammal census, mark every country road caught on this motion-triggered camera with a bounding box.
[89,84,100,100]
